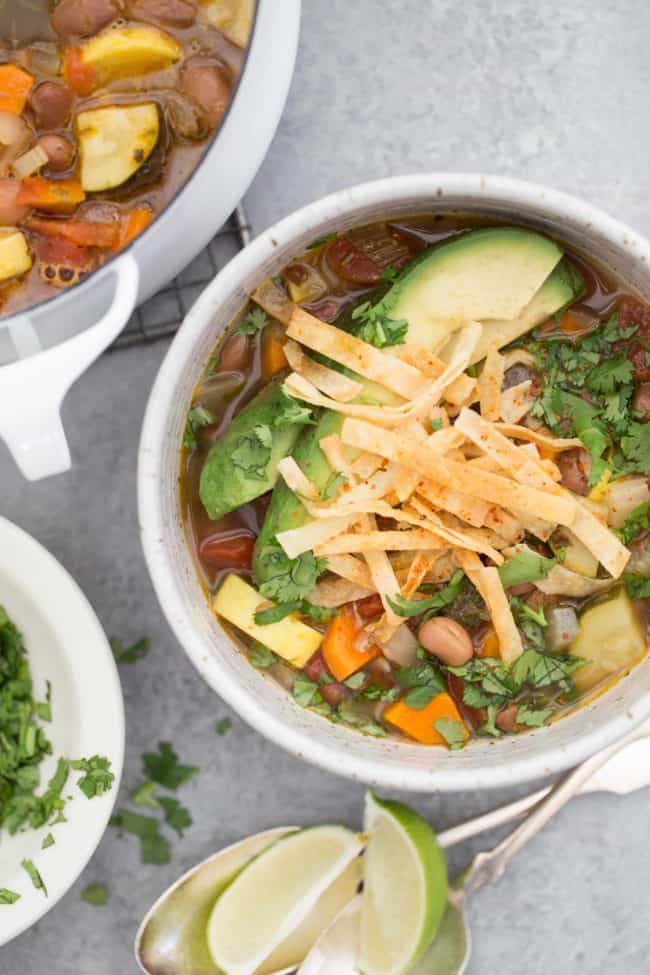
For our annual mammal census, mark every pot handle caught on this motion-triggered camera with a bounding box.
[0,254,139,481]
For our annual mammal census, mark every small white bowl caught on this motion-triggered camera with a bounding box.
[139,174,650,792]
[0,517,124,946]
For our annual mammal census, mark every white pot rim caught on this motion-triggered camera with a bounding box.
[139,173,650,792]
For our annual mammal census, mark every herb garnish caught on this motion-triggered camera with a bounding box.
[159,797,192,836]
[273,393,315,428]
[231,424,273,480]
[142,742,198,791]
[624,574,650,599]
[387,570,465,620]
[249,643,277,668]
[257,548,326,602]
[236,307,268,336]
[215,717,232,735]
[71,756,115,799]
[183,405,214,451]
[254,600,336,626]
[350,299,408,349]
[110,636,150,664]
[434,718,467,750]
[0,889,20,905]
[110,809,171,865]
[498,550,557,589]
[21,859,47,896]
[397,661,446,710]
[81,883,109,906]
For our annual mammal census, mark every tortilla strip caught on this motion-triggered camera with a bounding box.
[325,554,375,589]
[309,577,374,608]
[478,347,505,421]
[360,515,402,629]
[444,373,478,408]
[276,515,355,560]
[500,380,535,423]
[402,552,437,599]
[350,452,384,479]
[493,422,582,452]
[288,307,428,400]
[395,344,445,377]
[501,348,537,371]
[394,464,420,503]
[319,434,354,477]
[572,502,630,578]
[417,479,492,528]
[252,277,294,325]
[315,529,445,556]
[457,550,523,663]
[405,498,504,563]
[277,457,319,500]
[284,339,362,402]
[340,418,575,525]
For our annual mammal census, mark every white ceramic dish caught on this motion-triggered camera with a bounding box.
[0,517,124,946]
[139,173,650,792]
[0,0,301,481]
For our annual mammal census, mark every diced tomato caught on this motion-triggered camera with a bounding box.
[17,177,85,213]
[198,530,255,568]
[62,47,97,96]
[325,237,382,285]
[28,217,119,249]
[0,64,34,114]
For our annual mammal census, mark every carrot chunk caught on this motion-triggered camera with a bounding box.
[0,65,34,115]
[261,324,288,380]
[28,217,119,249]
[321,611,380,682]
[113,207,154,252]
[17,177,85,213]
[384,692,469,746]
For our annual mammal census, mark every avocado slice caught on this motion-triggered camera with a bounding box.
[252,410,344,587]
[199,378,310,521]
[468,260,584,364]
[374,227,564,351]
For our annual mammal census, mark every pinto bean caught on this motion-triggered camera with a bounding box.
[321,681,350,707]
[632,383,650,420]
[51,0,121,39]
[496,705,520,734]
[124,0,197,26]
[30,82,73,130]
[418,617,473,666]
[557,447,591,496]
[36,134,75,172]
[216,333,249,373]
[181,58,232,129]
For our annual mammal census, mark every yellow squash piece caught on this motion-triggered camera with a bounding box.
[213,574,322,668]
[73,25,182,90]
[0,230,32,282]
[570,587,647,693]
[77,103,160,192]
[199,0,254,48]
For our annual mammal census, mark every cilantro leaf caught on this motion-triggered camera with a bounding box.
[624,573,650,598]
[337,699,387,737]
[81,883,109,906]
[621,422,650,474]
[0,889,20,905]
[215,717,232,735]
[110,810,171,865]
[515,704,554,727]
[397,661,446,710]
[183,406,214,451]
[41,832,55,849]
[142,743,198,791]
[510,649,588,691]
[131,781,159,809]
[343,671,367,690]
[586,357,634,394]
[434,718,467,750]
[231,425,273,480]
[273,393,315,428]
[257,548,326,602]
[71,756,114,799]
[248,643,277,668]
[292,676,322,708]
[498,550,556,589]
[110,636,150,664]
[237,307,268,336]
[21,859,47,896]
[159,797,192,836]
[387,570,465,619]
[307,232,337,250]
[617,502,650,546]
[254,600,336,626]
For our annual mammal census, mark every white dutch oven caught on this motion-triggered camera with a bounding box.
[139,174,650,791]
[0,0,300,482]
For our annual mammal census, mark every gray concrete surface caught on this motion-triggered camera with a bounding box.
[2,1,650,972]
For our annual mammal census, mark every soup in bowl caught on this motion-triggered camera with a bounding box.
[139,175,650,791]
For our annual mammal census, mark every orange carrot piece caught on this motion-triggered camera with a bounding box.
[62,47,97,96]
[16,177,85,213]
[261,325,288,380]
[113,207,154,253]
[0,64,34,115]
[477,626,500,658]
[321,612,381,682]
[384,692,469,746]
[28,217,119,249]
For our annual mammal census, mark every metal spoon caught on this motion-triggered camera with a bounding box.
[0,1,55,46]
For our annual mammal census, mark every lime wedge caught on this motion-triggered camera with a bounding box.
[207,825,363,975]
[360,793,448,975]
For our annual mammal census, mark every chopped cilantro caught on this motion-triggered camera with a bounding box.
[0,889,20,905]
[351,300,408,348]
[22,859,47,896]
[81,883,109,906]
[434,718,467,750]
[257,548,326,602]
[110,636,150,664]
[337,699,387,737]
[616,501,650,546]
[429,418,444,432]
[621,422,650,474]
[397,661,446,710]
[41,832,55,849]
[343,671,367,690]
[361,684,399,702]
[159,797,192,836]
[236,307,268,336]
[380,266,400,284]
[215,717,232,736]
[624,574,650,598]
[273,393,315,428]
[498,550,556,589]
[131,781,159,809]
[515,704,554,727]
[248,643,277,668]
[183,406,214,451]
[231,425,273,480]
[71,756,115,799]
[292,676,322,708]
[142,743,198,791]
[110,810,171,865]
[387,570,465,620]
[254,600,336,626]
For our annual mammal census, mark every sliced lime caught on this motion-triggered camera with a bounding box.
[360,792,448,975]
[207,825,363,975]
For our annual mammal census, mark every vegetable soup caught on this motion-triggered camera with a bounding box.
[181,215,650,749]
[0,0,252,317]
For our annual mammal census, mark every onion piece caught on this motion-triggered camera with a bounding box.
[12,144,48,179]
[0,112,32,176]
[546,606,579,651]
[379,623,418,667]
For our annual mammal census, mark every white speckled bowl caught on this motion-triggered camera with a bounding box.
[138,174,650,791]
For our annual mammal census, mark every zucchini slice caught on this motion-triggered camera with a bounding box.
[70,26,182,92]
[77,103,160,193]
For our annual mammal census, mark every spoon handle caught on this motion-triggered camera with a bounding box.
[460,722,647,897]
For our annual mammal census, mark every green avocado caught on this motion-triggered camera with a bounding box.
[252,410,344,587]
[199,377,310,521]
[373,226,565,351]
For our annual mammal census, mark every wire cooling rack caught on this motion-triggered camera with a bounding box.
[110,203,252,350]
